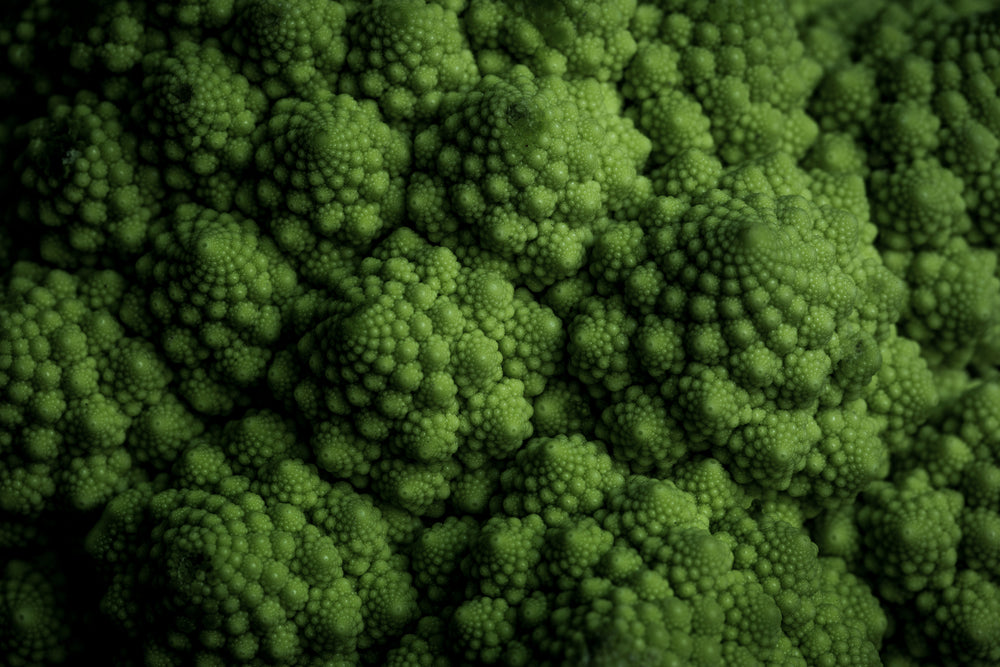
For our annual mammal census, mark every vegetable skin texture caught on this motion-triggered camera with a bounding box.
[1,0,1000,665]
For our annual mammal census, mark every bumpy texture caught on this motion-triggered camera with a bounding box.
[2,1,1000,666]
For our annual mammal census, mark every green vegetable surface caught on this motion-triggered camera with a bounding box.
[2,1,999,665]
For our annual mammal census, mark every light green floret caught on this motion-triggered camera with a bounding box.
[650,147,723,200]
[0,558,73,667]
[918,570,1000,665]
[126,204,297,393]
[465,0,639,82]
[408,66,650,288]
[787,399,888,508]
[497,434,626,527]
[254,94,410,254]
[279,229,562,509]
[870,158,969,250]
[341,0,480,123]
[0,264,173,514]
[809,64,879,138]
[673,457,751,525]
[633,89,713,169]
[232,0,348,95]
[882,237,1000,368]
[929,12,1000,245]
[850,367,1000,663]
[863,333,937,456]
[409,516,479,605]
[220,409,309,472]
[873,100,941,164]
[382,623,450,667]
[918,378,1000,524]
[310,419,382,486]
[295,236,462,450]
[533,578,701,666]
[157,0,235,28]
[529,378,595,438]
[567,295,636,394]
[16,90,161,260]
[127,394,205,468]
[450,595,516,664]
[632,314,685,378]
[717,509,883,666]
[372,458,458,517]
[589,217,648,288]
[599,475,710,542]
[961,508,1000,576]
[140,42,267,177]
[502,287,565,396]
[542,517,616,582]
[597,385,688,474]
[87,459,416,665]
[623,0,823,165]
[66,1,151,75]
[808,4,1000,251]
[621,39,682,100]
[857,470,963,604]
[468,514,545,605]
[603,190,907,498]
[653,191,871,405]
[939,379,1000,465]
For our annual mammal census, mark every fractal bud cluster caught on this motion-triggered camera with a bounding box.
[1,0,999,665]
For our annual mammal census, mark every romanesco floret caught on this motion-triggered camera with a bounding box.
[857,470,963,602]
[497,434,625,525]
[0,558,74,667]
[253,93,410,255]
[465,0,639,81]
[4,0,1000,665]
[232,0,348,95]
[409,66,650,287]
[86,457,417,665]
[0,263,173,513]
[128,203,297,391]
[341,0,479,123]
[140,41,267,176]
[16,91,161,258]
